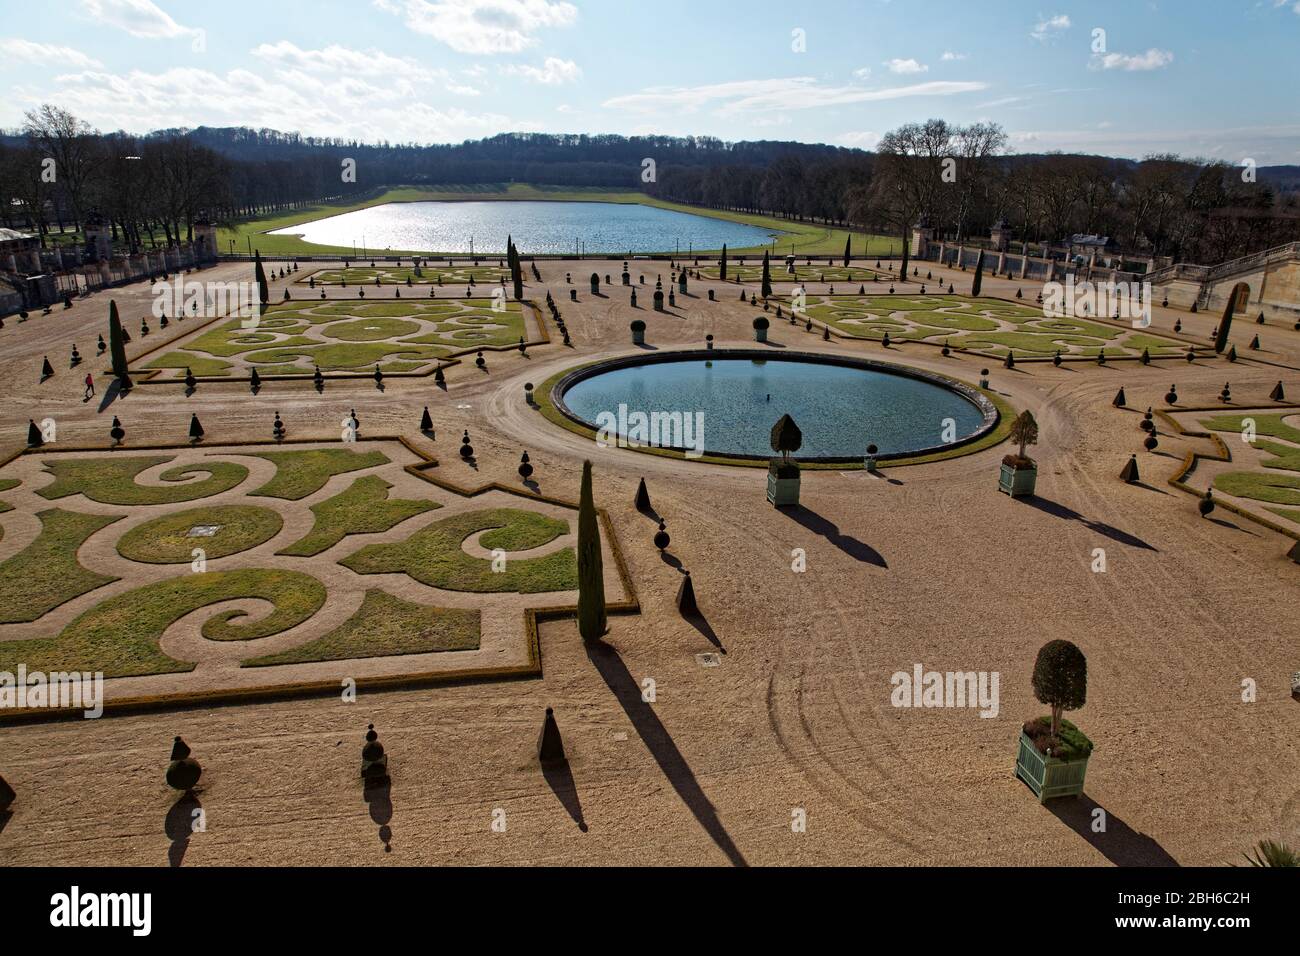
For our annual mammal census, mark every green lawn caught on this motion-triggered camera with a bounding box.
[305,265,512,285]
[143,298,525,379]
[0,568,327,677]
[220,184,893,258]
[38,456,250,505]
[809,294,1189,359]
[1200,413,1300,526]
[116,505,284,563]
[242,589,479,667]
[0,509,122,624]
[277,475,437,556]
[248,448,389,500]
[341,507,577,593]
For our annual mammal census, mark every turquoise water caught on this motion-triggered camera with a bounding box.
[561,357,986,459]
[271,200,782,254]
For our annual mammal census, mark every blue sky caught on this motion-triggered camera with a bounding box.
[1,0,1298,162]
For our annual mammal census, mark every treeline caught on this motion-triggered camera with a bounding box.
[1,107,1296,265]
[648,120,1298,264]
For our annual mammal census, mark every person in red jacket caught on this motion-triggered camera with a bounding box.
[84,372,94,402]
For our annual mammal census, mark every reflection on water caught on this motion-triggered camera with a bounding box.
[272,200,782,254]
[563,358,985,458]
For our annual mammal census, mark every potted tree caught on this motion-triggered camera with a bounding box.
[630,319,646,345]
[1015,639,1093,802]
[767,414,802,507]
[999,410,1038,497]
[753,316,770,343]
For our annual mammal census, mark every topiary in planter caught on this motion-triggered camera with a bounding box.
[753,315,770,343]
[630,319,646,345]
[767,413,802,506]
[1015,639,1092,801]
[998,410,1039,496]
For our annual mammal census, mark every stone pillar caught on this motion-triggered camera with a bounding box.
[910,221,934,259]
[990,219,1011,252]
[84,217,113,261]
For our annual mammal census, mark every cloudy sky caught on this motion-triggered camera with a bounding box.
[1,0,1298,162]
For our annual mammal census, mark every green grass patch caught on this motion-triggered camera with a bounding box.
[342,507,576,593]
[38,456,250,505]
[277,476,437,556]
[0,477,18,514]
[0,509,122,623]
[241,589,479,667]
[117,505,284,563]
[248,448,389,500]
[1200,413,1300,447]
[321,318,423,341]
[0,568,326,678]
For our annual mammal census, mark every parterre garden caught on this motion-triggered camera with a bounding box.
[1197,412,1300,526]
[140,297,530,379]
[698,263,886,284]
[303,264,513,286]
[805,293,1193,359]
[0,440,610,698]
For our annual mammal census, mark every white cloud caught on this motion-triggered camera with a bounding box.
[1031,14,1071,41]
[251,42,443,82]
[78,0,199,40]
[603,77,987,115]
[445,82,482,96]
[503,57,581,85]
[885,58,928,75]
[837,130,879,149]
[977,95,1029,109]
[940,51,967,61]
[1090,48,1174,71]
[374,0,578,55]
[852,67,872,80]
[3,65,532,143]
[1008,122,1300,164]
[0,39,101,69]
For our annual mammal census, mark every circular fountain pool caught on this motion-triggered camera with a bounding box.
[553,350,998,461]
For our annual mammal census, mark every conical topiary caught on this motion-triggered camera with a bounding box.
[108,300,132,389]
[1113,387,1126,408]
[635,477,651,512]
[41,356,53,380]
[27,419,42,447]
[538,708,565,763]
[1119,454,1140,484]
[577,460,606,642]
[1269,381,1285,402]
[189,414,204,442]
[677,571,700,617]
[420,406,433,432]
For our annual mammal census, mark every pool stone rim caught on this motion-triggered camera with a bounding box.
[544,348,1007,467]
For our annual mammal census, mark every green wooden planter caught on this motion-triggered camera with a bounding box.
[1014,730,1089,802]
[998,462,1037,497]
[767,465,800,507]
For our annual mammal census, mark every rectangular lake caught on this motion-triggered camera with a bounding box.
[270,200,784,255]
